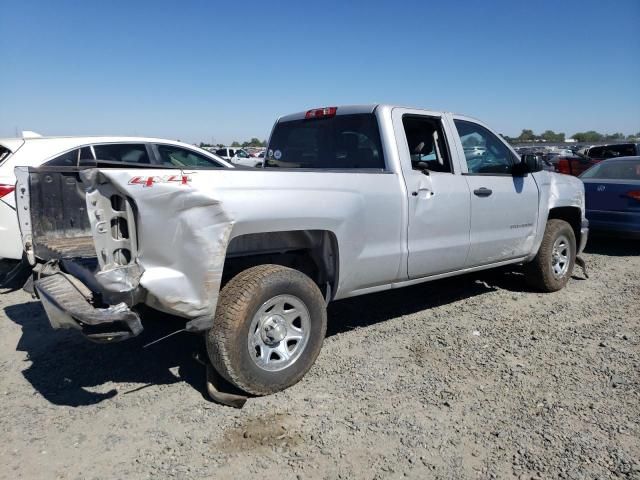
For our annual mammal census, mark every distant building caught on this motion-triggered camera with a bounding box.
[565,138,577,143]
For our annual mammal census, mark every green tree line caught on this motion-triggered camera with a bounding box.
[504,129,640,144]
[199,138,266,148]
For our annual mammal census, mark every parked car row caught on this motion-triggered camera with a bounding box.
[515,143,640,177]
[212,147,263,168]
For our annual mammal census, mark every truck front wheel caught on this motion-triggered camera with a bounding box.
[206,264,327,395]
[525,219,576,292]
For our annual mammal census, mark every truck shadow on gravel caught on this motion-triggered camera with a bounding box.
[326,274,501,336]
[6,253,602,407]
[4,301,206,407]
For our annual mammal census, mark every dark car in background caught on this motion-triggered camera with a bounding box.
[549,143,640,177]
[554,153,599,176]
[580,156,640,237]
[584,143,640,162]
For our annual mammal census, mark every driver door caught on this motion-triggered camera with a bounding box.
[452,118,539,267]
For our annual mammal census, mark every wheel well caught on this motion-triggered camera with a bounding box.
[222,230,339,300]
[548,207,581,245]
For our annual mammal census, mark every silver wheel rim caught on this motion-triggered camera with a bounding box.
[551,234,571,278]
[248,294,311,372]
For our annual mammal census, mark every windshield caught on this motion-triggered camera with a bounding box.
[581,158,640,180]
[266,113,385,169]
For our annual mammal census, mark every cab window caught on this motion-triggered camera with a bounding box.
[402,116,452,173]
[454,120,515,174]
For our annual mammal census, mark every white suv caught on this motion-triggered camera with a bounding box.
[214,147,263,168]
[0,134,231,261]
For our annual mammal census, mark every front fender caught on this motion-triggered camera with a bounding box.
[526,171,586,261]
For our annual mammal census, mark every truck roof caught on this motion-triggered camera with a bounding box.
[277,104,469,123]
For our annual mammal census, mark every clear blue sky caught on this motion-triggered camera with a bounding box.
[1,0,639,144]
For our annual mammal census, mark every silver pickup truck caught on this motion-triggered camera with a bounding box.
[14,104,588,395]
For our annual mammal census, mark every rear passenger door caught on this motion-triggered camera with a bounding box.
[392,108,471,278]
[452,118,539,266]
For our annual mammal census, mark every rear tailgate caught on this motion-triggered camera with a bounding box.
[27,167,96,259]
[15,162,166,263]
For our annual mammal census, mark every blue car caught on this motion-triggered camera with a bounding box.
[581,156,640,237]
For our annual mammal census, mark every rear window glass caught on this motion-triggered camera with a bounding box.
[266,113,385,169]
[94,144,150,164]
[581,159,640,180]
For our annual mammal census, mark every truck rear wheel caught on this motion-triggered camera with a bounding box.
[206,264,327,395]
[525,219,576,292]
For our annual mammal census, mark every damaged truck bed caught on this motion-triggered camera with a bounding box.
[14,104,589,396]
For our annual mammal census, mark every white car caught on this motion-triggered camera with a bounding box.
[214,147,263,168]
[463,146,487,158]
[0,133,231,262]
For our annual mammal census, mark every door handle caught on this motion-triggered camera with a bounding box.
[473,187,492,197]
[411,188,434,198]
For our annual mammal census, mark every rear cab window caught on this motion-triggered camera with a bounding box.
[266,113,386,170]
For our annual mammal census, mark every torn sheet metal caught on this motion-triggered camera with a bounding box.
[82,169,233,326]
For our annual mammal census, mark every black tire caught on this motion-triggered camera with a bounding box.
[206,264,327,395]
[525,219,576,292]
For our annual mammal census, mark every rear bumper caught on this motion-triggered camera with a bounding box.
[35,273,143,343]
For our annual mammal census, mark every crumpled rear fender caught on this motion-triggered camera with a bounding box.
[81,169,233,327]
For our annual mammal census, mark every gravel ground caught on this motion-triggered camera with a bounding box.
[1,237,638,480]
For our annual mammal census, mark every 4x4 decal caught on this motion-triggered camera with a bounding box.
[128,175,191,187]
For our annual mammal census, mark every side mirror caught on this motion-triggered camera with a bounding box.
[515,154,543,175]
